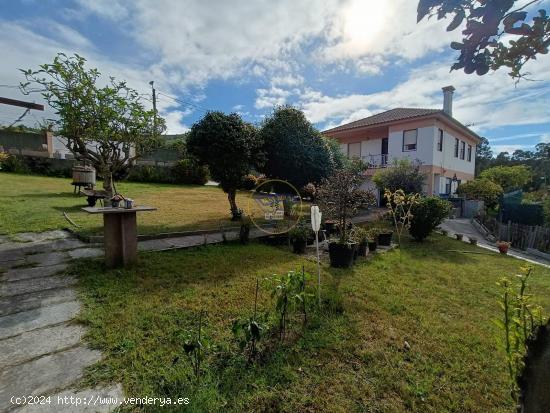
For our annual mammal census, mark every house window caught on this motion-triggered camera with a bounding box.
[454,138,459,157]
[403,129,417,151]
[460,141,466,160]
[467,144,472,162]
[437,129,443,151]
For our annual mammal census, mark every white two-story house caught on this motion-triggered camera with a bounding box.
[322,86,481,201]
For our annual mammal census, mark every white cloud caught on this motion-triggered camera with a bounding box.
[298,55,550,133]
[254,86,293,109]
[492,144,531,154]
[541,133,550,143]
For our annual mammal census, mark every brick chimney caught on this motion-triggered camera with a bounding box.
[442,85,455,117]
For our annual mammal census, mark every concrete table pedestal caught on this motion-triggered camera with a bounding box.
[82,206,156,268]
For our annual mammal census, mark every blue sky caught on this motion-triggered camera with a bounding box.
[1,0,549,155]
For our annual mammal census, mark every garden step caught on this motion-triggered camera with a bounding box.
[68,248,103,259]
[0,346,102,412]
[2,264,68,282]
[0,287,77,317]
[26,252,70,267]
[10,230,71,243]
[12,384,124,413]
[0,300,81,340]
[0,275,76,297]
[0,323,85,368]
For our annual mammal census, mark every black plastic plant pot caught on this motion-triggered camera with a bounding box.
[377,232,393,246]
[292,239,307,254]
[328,242,356,268]
[368,241,377,252]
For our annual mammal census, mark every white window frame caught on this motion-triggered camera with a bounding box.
[402,129,417,152]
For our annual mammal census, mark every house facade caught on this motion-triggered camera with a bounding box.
[322,86,481,200]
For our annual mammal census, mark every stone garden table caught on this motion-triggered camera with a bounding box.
[82,206,156,268]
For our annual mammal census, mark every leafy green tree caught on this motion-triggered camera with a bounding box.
[20,53,165,199]
[409,197,452,241]
[259,106,336,189]
[456,178,503,208]
[373,159,427,194]
[417,1,550,79]
[187,111,261,219]
[475,136,493,176]
[479,165,532,191]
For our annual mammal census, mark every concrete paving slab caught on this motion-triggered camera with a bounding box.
[138,239,174,251]
[0,259,26,272]
[0,323,86,368]
[2,264,68,282]
[0,249,25,263]
[26,252,70,267]
[0,275,77,297]
[0,300,81,340]
[0,346,102,412]
[11,230,71,243]
[13,384,124,413]
[68,248,103,260]
[0,288,77,317]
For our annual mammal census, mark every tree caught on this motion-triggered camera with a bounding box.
[456,178,503,208]
[417,1,550,80]
[475,136,493,176]
[479,165,532,191]
[409,197,452,241]
[372,159,427,194]
[316,167,376,244]
[187,111,261,219]
[20,53,165,199]
[259,106,336,189]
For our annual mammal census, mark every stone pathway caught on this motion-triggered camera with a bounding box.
[440,218,550,268]
[0,231,122,412]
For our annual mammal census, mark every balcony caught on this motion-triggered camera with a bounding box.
[361,154,389,169]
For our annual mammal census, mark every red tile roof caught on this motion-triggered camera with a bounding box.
[322,108,442,133]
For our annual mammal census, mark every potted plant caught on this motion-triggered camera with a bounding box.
[317,168,377,268]
[367,228,379,252]
[323,219,337,236]
[497,241,511,254]
[377,230,393,246]
[288,221,310,254]
[351,226,369,258]
[455,233,463,241]
[239,218,251,244]
[469,237,478,245]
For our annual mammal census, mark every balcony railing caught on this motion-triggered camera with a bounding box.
[361,154,389,169]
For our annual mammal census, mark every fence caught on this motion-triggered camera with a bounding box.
[479,215,550,254]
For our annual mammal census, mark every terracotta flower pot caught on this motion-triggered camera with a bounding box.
[497,242,510,254]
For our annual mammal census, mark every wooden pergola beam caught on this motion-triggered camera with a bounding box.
[0,97,44,111]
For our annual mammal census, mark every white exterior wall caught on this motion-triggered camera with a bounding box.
[387,126,435,165]
[431,127,475,176]
[360,139,382,158]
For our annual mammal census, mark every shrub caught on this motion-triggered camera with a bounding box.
[240,174,258,190]
[409,197,452,241]
[479,165,532,191]
[0,151,10,170]
[1,155,30,174]
[373,159,426,194]
[172,158,209,185]
[456,179,503,208]
[301,183,317,200]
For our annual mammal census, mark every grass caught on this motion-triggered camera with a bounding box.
[0,172,264,236]
[73,235,550,412]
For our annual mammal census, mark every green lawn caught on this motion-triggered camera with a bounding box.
[0,173,260,236]
[73,236,550,412]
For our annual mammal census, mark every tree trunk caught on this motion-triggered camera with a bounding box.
[227,190,240,220]
[102,167,114,203]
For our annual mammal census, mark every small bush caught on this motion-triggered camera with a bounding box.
[240,174,258,190]
[409,197,452,241]
[301,183,316,200]
[1,155,30,173]
[456,179,503,208]
[0,151,10,170]
[172,158,209,185]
